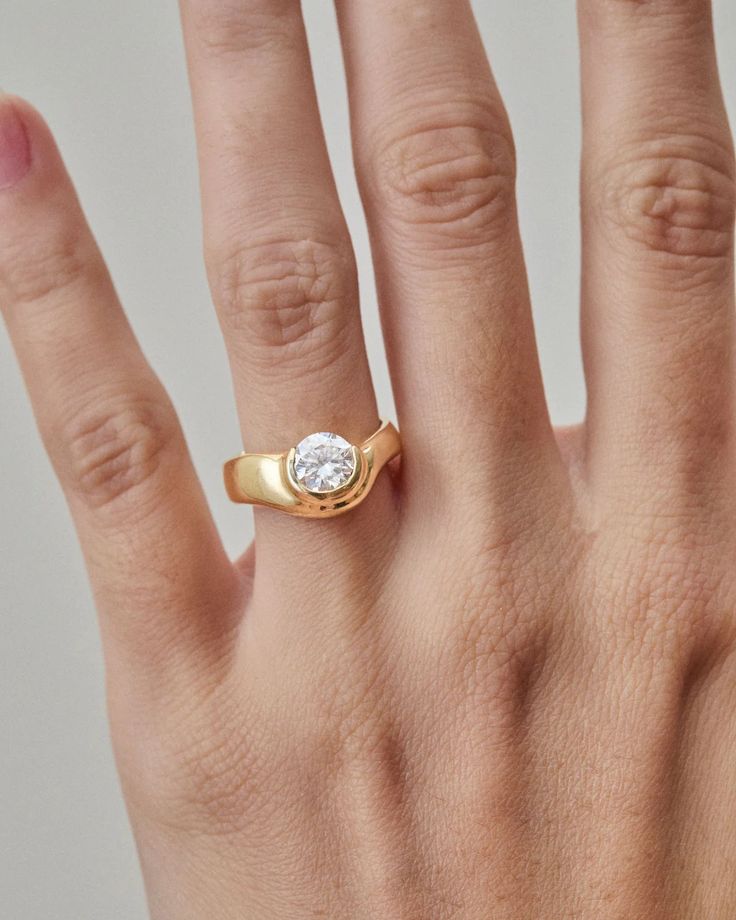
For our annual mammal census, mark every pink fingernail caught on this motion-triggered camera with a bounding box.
[0,100,31,189]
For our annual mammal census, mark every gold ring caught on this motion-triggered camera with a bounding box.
[224,420,401,518]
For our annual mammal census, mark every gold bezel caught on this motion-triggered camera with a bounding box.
[285,444,367,511]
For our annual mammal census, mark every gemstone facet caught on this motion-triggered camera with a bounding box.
[292,432,357,494]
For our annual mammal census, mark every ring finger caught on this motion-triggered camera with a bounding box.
[179,0,384,547]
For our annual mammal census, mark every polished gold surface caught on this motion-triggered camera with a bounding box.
[224,421,401,518]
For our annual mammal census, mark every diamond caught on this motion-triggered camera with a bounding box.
[292,432,357,494]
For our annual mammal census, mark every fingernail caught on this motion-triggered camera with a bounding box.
[0,98,31,189]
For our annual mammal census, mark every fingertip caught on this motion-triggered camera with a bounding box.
[0,94,32,190]
[0,95,70,196]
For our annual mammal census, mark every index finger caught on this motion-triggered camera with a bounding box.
[0,96,240,682]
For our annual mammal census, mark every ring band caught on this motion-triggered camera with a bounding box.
[224,420,401,518]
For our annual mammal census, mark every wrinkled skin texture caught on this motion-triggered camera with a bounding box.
[2,1,736,918]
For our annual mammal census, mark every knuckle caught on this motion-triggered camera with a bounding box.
[369,106,517,240]
[579,0,713,40]
[56,394,179,511]
[582,0,696,22]
[185,0,296,58]
[209,235,355,370]
[163,726,258,835]
[594,522,728,653]
[597,139,736,264]
[125,686,278,838]
[1,231,101,309]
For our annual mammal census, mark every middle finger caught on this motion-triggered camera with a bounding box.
[180,0,379,466]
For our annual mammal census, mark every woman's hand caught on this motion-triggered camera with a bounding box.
[2,1,736,917]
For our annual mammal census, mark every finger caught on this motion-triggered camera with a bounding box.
[578,0,736,498]
[179,0,379,473]
[335,0,560,504]
[0,96,241,681]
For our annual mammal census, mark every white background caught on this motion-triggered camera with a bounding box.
[1,2,735,916]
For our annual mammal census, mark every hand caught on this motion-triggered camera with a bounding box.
[2,1,736,917]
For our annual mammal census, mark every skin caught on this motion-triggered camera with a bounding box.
[1,0,736,917]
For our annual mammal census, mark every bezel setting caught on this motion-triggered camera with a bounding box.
[286,432,369,510]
